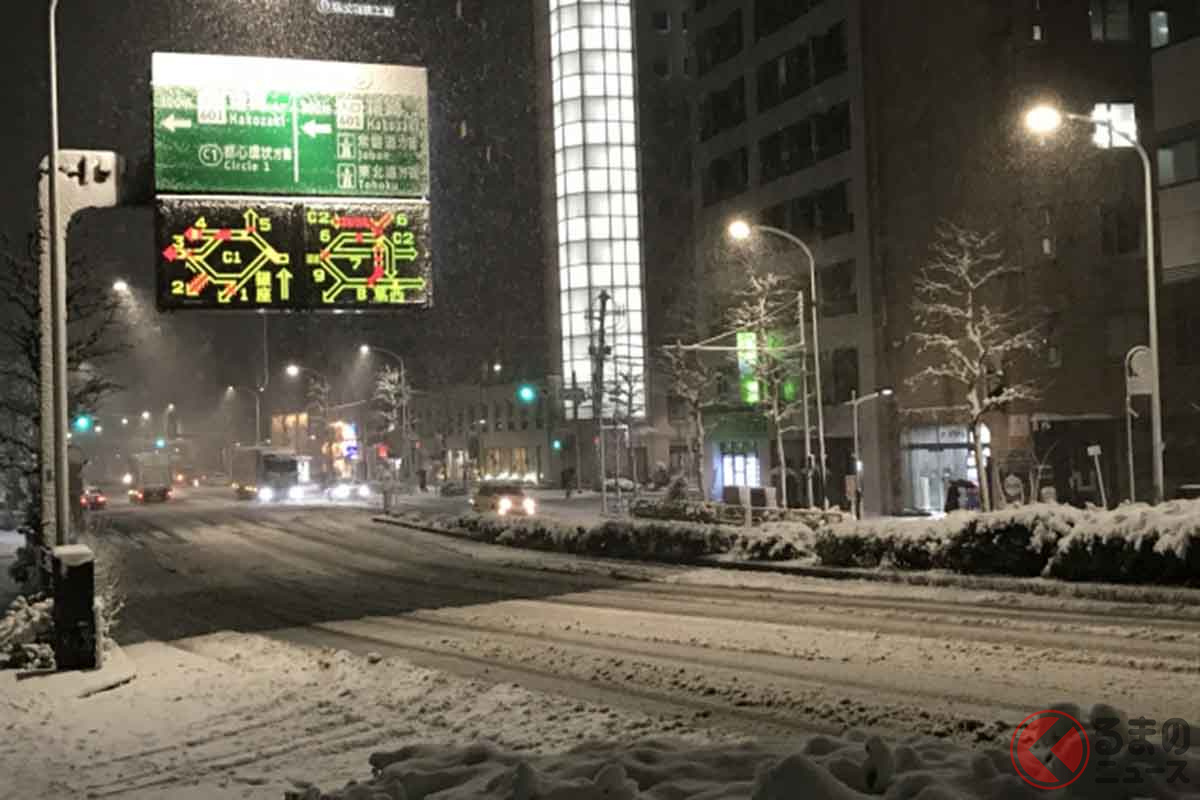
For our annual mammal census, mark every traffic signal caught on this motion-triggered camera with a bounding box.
[552,438,563,451]
[516,383,538,405]
[155,437,166,449]
[72,415,93,433]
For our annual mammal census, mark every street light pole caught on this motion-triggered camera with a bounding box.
[847,388,892,519]
[47,0,70,545]
[730,222,828,506]
[1025,106,1165,502]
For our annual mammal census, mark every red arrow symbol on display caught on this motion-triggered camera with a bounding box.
[221,284,237,300]
[162,245,179,262]
[185,227,201,241]
[215,228,232,242]
[188,274,209,294]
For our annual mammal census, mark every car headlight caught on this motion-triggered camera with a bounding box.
[498,496,513,515]
[287,486,304,501]
[332,484,350,500]
[122,473,133,486]
[522,497,536,515]
[258,486,275,501]
[357,484,371,499]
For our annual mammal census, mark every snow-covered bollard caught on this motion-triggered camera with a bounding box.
[51,544,98,670]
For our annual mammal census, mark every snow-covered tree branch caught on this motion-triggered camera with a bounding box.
[907,222,1045,510]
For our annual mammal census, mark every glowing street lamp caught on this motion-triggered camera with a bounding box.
[1023,102,1164,503]
[1023,105,1063,135]
[140,410,151,422]
[727,219,752,241]
[359,344,371,356]
[286,364,301,378]
[112,279,130,294]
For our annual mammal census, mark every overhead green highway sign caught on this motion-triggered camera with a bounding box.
[152,52,429,198]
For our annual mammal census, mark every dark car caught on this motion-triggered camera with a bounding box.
[469,483,536,516]
[80,486,108,511]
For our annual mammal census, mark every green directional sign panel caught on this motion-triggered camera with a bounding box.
[152,53,429,197]
[156,197,431,311]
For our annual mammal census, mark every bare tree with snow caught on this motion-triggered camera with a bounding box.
[908,223,1044,511]
[659,345,718,498]
[726,272,806,509]
[374,365,415,478]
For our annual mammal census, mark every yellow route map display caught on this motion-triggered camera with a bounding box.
[155,197,430,311]
[304,204,426,306]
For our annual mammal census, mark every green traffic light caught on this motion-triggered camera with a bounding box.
[517,384,537,404]
[155,438,166,449]
[73,415,92,432]
[552,438,563,451]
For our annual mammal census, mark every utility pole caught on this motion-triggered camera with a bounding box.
[38,150,122,546]
[590,290,611,514]
[570,370,583,495]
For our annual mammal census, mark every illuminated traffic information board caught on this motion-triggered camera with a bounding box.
[152,53,428,197]
[156,197,430,311]
[152,53,433,312]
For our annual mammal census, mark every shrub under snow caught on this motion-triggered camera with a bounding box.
[0,594,55,669]
[814,501,1200,584]
[1046,500,1200,582]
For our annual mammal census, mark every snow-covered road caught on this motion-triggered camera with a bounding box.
[87,499,1200,744]
[6,496,1191,796]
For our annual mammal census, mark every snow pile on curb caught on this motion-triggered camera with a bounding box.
[295,701,1199,799]
[0,594,55,669]
[815,502,1200,583]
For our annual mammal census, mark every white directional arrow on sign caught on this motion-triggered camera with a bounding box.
[162,114,193,132]
[302,120,333,138]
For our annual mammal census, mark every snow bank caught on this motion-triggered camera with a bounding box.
[297,701,1200,799]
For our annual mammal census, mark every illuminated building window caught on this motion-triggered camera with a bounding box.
[549,0,646,420]
[1091,102,1137,149]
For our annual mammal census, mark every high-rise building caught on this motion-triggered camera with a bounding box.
[672,0,1200,512]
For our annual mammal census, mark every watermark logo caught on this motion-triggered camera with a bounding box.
[1010,709,1091,790]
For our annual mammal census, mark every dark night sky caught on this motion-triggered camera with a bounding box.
[1,0,548,424]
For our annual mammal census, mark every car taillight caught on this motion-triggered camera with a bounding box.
[97,495,106,503]
[80,497,87,507]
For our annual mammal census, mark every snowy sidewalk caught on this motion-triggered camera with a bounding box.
[0,631,730,799]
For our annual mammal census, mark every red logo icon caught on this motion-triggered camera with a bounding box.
[1010,709,1091,790]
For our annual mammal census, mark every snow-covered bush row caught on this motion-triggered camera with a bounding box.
[295,701,1200,799]
[814,501,1200,583]
[1047,500,1200,582]
[630,498,841,530]
[455,515,734,563]
[445,513,812,564]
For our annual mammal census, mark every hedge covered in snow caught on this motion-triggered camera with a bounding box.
[451,514,813,564]
[630,498,842,530]
[813,501,1200,583]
